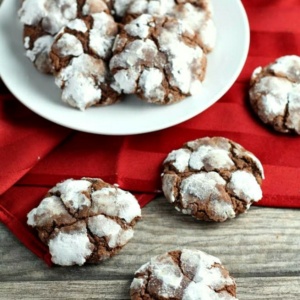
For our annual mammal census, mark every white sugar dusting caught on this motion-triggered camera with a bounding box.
[124,14,153,39]
[82,0,109,15]
[180,172,226,207]
[25,35,54,73]
[181,249,237,300]
[54,33,83,57]
[227,170,262,203]
[89,13,118,59]
[165,148,191,172]
[49,225,93,266]
[127,0,216,51]
[133,249,237,300]
[139,68,164,101]
[27,196,69,227]
[67,19,88,32]
[55,54,106,110]
[91,187,141,223]
[88,215,134,248]
[150,254,183,298]
[50,179,92,213]
[19,0,78,35]
[157,20,205,94]
[113,0,134,17]
[189,145,234,171]
[269,55,300,82]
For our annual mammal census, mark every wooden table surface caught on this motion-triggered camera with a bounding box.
[0,196,300,299]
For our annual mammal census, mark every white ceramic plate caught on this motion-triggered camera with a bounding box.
[0,0,249,135]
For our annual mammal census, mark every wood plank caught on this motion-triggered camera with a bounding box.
[0,197,300,282]
[0,277,300,300]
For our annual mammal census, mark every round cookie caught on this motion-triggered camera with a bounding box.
[124,0,216,53]
[109,14,207,104]
[249,55,300,134]
[161,137,264,222]
[50,13,120,110]
[18,0,111,73]
[130,249,238,300]
[27,178,141,266]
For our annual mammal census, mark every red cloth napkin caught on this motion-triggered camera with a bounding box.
[1,0,300,265]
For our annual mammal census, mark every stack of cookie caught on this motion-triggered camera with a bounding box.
[18,0,216,110]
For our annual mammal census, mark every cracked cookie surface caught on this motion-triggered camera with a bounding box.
[249,55,300,134]
[124,0,216,53]
[50,13,120,110]
[27,178,141,266]
[109,14,206,104]
[161,137,264,222]
[18,0,111,73]
[130,249,238,300]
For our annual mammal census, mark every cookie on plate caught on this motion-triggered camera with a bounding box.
[49,13,120,110]
[124,0,216,53]
[27,178,141,266]
[130,249,238,300]
[249,55,300,134]
[18,0,111,73]
[109,14,206,104]
[161,137,264,222]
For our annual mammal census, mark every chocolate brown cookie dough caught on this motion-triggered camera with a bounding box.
[161,137,264,222]
[130,249,238,300]
[249,55,300,134]
[18,0,111,73]
[109,14,207,104]
[50,13,120,110]
[27,178,141,266]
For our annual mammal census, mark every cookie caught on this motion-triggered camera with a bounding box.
[130,249,238,300]
[109,14,207,104]
[161,137,264,222]
[49,13,120,110]
[124,0,216,52]
[27,178,141,266]
[18,0,111,73]
[249,55,300,134]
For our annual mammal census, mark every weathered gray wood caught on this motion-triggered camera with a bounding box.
[0,277,299,300]
[1,197,300,282]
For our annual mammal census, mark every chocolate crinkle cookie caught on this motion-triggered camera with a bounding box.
[161,137,264,222]
[27,178,141,266]
[249,55,300,134]
[124,0,216,53]
[109,14,207,104]
[49,13,120,110]
[130,249,238,300]
[18,0,111,73]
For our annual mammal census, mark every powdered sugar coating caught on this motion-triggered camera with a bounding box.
[51,14,120,110]
[27,178,141,266]
[24,35,54,73]
[249,55,300,134]
[49,224,94,266]
[126,0,216,52]
[162,137,264,222]
[18,0,110,73]
[110,14,206,104]
[89,12,118,59]
[130,249,238,300]
[50,179,92,215]
[91,187,142,223]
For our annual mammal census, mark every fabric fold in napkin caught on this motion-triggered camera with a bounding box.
[1,0,300,265]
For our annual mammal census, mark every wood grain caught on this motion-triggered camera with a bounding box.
[0,197,300,299]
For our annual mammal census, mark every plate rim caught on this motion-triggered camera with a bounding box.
[0,0,250,136]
